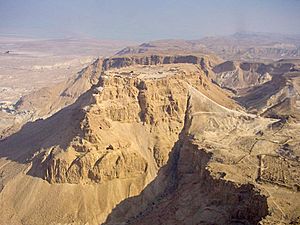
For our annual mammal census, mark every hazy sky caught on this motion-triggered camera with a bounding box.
[0,0,300,41]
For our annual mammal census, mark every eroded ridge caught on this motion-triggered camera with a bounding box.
[103,92,269,225]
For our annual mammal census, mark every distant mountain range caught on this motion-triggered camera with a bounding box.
[117,32,300,61]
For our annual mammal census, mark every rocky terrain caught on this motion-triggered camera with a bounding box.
[233,60,300,120]
[0,62,238,224]
[102,62,300,225]
[212,61,273,92]
[0,34,299,225]
[0,56,299,224]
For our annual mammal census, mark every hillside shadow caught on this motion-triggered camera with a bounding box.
[234,62,295,111]
[234,74,285,110]
[102,133,184,225]
[0,88,94,179]
[102,137,268,225]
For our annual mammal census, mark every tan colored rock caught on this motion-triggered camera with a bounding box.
[0,60,299,225]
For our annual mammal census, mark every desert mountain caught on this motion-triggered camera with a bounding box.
[0,62,238,225]
[117,32,300,61]
[0,54,299,225]
[4,32,299,140]
[0,53,223,139]
[233,60,300,120]
[116,39,209,56]
[200,32,300,61]
[0,51,225,144]
[212,61,273,92]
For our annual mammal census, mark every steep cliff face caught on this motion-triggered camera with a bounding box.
[212,61,273,91]
[37,63,237,184]
[103,83,300,225]
[212,60,300,121]
[0,53,221,140]
[106,141,269,225]
[235,63,300,120]
[103,87,272,225]
[0,53,224,140]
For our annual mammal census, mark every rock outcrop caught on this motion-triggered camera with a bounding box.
[35,63,237,184]
[235,62,300,120]
[212,61,273,91]
[104,83,298,225]
[212,59,300,121]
